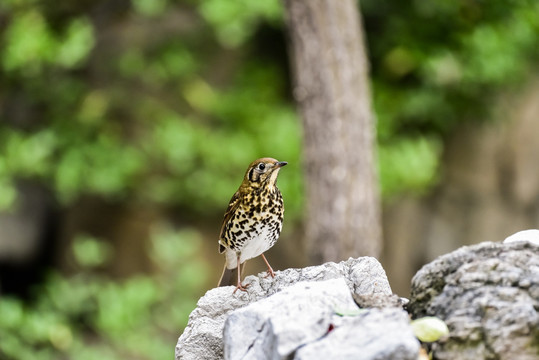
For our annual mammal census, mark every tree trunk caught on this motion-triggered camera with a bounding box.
[283,0,381,263]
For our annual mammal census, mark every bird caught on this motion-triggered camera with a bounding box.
[217,157,287,293]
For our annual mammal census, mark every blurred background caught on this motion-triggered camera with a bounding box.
[0,0,538,359]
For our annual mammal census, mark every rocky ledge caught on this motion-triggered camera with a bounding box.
[176,234,539,360]
[409,240,539,359]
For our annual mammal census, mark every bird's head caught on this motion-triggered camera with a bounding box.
[241,157,287,190]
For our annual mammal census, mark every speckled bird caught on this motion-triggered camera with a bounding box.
[217,157,287,293]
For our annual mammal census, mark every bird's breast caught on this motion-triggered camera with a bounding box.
[222,190,284,259]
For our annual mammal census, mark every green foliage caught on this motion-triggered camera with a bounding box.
[378,136,441,196]
[0,0,302,213]
[199,0,282,47]
[132,0,168,17]
[0,227,208,360]
[3,11,94,73]
[364,0,539,130]
[363,0,539,196]
[72,235,113,268]
[1,0,537,209]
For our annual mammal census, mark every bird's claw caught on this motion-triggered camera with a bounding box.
[233,282,250,294]
[265,268,275,279]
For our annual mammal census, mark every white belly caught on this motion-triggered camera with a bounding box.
[224,221,279,269]
[239,224,274,262]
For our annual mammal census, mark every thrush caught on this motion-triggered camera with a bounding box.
[217,157,287,293]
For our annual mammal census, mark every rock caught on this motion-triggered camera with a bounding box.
[295,308,419,360]
[353,292,406,309]
[504,229,539,246]
[409,241,539,360]
[175,257,392,360]
[175,283,262,360]
[223,278,358,359]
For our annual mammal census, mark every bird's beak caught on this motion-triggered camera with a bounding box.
[275,161,288,168]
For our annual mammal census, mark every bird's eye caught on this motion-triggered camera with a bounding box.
[257,163,266,171]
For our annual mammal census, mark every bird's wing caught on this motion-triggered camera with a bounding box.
[218,190,241,253]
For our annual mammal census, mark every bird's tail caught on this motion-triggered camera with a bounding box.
[218,264,237,287]
[217,262,246,287]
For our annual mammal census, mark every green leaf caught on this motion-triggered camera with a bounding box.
[334,307,367,317]
[55,18,95,68]
[72,235,113,268]
[411,316,449,342]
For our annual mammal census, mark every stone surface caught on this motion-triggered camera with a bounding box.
[295,308,419,360]
[409,241,539,360]
[353,292,406,309]
[223,278,358,360]
[175,257,392,360]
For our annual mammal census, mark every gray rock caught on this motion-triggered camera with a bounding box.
[294,308,419,360]
[409,241,539,360]
[252,256,393,298]
[224,278,358,360]
[353,292,406,309]
[176,257,392,360]
[175,283,261,360]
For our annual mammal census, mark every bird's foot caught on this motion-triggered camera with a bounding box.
[261,254,275,279]
[233,282,250,294]
[265,267,275,279]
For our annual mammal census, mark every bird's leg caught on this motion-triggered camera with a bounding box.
[233,253,249,293]
[261,253,275,278]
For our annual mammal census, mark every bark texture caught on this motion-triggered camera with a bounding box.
[283,0,381,262]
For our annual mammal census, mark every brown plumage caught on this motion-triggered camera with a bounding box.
[217,157,287,293]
